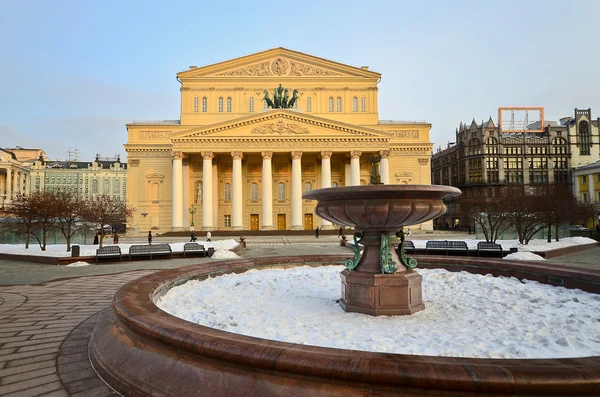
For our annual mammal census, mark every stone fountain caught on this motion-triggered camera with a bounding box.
[89,156,600,396]
[303,156,461,315]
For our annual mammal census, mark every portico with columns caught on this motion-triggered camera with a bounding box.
[124,48,434,233]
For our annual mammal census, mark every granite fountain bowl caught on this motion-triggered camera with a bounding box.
[302,184,462,231]
[89,255,600,397]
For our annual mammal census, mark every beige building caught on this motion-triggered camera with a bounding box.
[125,48,434,233]
[0,147,43,209]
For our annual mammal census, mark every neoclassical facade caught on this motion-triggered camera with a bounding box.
[125,48,434,233]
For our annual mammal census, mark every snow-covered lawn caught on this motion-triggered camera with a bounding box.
[0,239,241,260]
[157,265,600,359]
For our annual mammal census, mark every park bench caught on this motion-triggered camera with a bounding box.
[395,240,416,256]
[95,246,122,262]
[183,243,216,258]
[128,244,173,260]
[425,240,469,255]
[477,242,503,257]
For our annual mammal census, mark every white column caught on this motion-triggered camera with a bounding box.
[232,151,244,230]
[171,152,183,231]
[350,150,362,186]
[380,150,390,184]
[291,151,303,230]
[5,169,10,201]
[320,151,332,228]
[261,151,274,230]
[182,160,190,228]
[201,151,214,230]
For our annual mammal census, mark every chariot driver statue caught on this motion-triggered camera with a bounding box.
[263,84,299,109]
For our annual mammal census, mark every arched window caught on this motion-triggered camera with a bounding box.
[249,97,254,112]
[360,96,366,112]
[224,183,231,201]
[218,97,224,112]
[278,183,285,201]
[226,97,232,112]
[328,97,334,112]
[251,183,259,201]
[304,182,312,192]
[468,138,482,156]
[579,120,591,155]
[193,97,199,112]
[201,97,207,112]
[114,179,120,194]
[104,179,110,193]
[352,97,358,112]
[306,97,312,112]
[336,97,342,112]
[92,179,98,194]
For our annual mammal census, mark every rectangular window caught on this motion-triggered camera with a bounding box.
[582,176,587,184]
[224,215,231,228]
[582,192,588,204]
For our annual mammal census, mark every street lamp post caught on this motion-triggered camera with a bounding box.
[189,205,196,231]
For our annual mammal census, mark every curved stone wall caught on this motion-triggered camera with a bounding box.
[90,254,600,396]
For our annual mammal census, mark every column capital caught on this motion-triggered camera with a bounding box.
[291,151,303,160]
[201,151,214,160]
[231,151,243,160]
[320,151,332,160]
[418,158,430,165]
[379,150,390,159]
[350,150,362,159]
[261,151,273,160]
[172,151,183,160]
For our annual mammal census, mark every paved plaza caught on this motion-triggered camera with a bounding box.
[0,235,599,396]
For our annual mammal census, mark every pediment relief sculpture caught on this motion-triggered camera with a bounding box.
[251,121,309,135]
[217,57,343,77]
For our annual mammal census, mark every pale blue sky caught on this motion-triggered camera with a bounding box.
[1,0,598,161]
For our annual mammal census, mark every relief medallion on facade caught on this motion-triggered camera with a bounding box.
[251,121,309,135]
[216,58,343,77]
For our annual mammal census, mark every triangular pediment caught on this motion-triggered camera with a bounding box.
[177,48,381,79]
[171,110,391,141]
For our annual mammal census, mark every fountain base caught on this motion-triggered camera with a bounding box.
[340,269,425,316]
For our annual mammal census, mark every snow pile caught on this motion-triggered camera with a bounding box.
[65,261,93,267]
[211,250,241,259]
[157,265,600,359]
[503,252,545,261]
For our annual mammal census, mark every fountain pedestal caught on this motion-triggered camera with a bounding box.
[340,270,424,316]
[303,184,461,316]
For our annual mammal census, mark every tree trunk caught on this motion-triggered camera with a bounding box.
[547,224,552,243]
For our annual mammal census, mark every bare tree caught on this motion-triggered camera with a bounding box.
[460,193,512,243]
[81,195,135,248]
[506,191,545,245]
[28,191,60,251]
[55,190,86,252]
[2,194,36,249]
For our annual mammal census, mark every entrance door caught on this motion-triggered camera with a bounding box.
[250,214,259,231]
[304,214,313,230]
[277,214,286,230]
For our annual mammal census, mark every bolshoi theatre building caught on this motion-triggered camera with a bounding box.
[125,48,434,233]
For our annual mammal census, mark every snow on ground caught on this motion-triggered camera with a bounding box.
[0,239,240,258]
[157,265,600,359]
